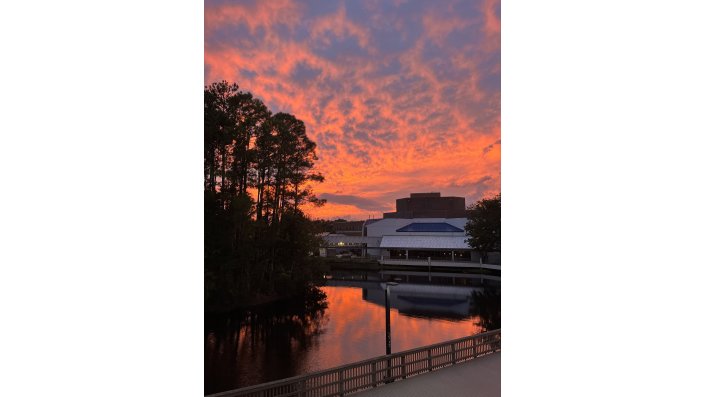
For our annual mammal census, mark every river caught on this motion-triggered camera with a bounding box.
[205,269,500,395]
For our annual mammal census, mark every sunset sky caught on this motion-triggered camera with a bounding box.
[205,0,500,220]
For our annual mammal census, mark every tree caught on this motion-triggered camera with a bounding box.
[231,92,270,197]
[464,194,500,262]
[255,113,323,223]
[204,81,239,194]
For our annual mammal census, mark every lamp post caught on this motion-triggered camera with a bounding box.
[480,255,484,285]
[427,256,432,282]
[385,281,398,383]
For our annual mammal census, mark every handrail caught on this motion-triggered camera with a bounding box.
[207,329,500,397]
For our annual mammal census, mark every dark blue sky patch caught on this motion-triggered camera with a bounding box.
[207,23,262,52]
[240,68,258,79]
[291,61,322,86]
[338,99,353,115]
[312,34,370,60]
[303,0,340,18]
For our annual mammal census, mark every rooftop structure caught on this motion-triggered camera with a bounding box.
[383,192,467,219]
[396,222,464,233]
[329,219,367,236]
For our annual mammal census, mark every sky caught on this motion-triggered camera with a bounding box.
[205,0,500,220]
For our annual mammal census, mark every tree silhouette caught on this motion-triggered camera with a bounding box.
[204,81,327,312]
[465,194,501,262]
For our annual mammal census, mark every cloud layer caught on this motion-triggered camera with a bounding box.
[205,0,500,219]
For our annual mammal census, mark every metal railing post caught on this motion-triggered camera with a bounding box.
[338,369,344,396]
[386,356,392,384]
[427,349,432,371]
[401,355,406,379]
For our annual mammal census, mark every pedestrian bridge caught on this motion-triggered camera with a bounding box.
[207,329,500,397]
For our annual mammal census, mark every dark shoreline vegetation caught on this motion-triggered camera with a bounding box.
[205,81,328,313]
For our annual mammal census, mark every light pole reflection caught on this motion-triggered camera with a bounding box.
[384,281,398,382]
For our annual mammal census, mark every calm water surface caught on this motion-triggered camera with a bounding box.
[205,270,500,394]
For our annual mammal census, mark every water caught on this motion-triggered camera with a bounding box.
[204,270,500,395]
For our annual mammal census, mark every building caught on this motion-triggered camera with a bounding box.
[329,220,367,236]
[320,192,500,266]
[318,232,381,258]
[383,192,467,218]
[367,216,477,265]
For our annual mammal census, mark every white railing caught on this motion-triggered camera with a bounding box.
[207,329,501,397]
[379,258,501,270]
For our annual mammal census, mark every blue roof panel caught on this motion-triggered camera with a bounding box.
[396,222,464,232]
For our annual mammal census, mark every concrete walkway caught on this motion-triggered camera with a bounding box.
[355,353,500,397]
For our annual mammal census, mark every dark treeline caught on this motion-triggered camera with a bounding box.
[205,81,327,312]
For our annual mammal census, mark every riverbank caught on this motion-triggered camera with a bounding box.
[205,283,327,315]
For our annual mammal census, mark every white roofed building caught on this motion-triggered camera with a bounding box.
[364,218,479,266]
[319,193,500,267]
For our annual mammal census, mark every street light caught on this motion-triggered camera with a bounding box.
[384,281,398,383]
[428,256,432,282]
